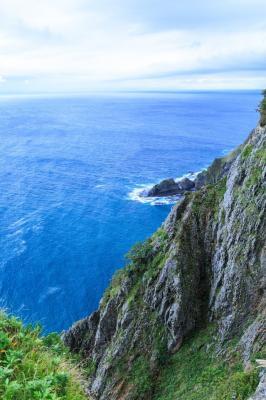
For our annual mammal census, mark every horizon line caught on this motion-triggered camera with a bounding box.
[0,88,262,98]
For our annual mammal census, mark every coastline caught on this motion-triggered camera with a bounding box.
[128,170,204,205]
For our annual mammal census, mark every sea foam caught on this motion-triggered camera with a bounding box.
[128,170,203,206]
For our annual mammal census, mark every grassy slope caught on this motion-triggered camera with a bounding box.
[0,312,88,400]
[153,136,266,400]
[101,136,266,399]
[154,326,264,400]
[259,91,266,126]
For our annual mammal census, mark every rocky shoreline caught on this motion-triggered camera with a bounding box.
[141,152,236,198]
[144,176,196,197]
[63,93,266,400]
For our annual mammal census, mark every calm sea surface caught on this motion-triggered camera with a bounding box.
[0,91,260,331]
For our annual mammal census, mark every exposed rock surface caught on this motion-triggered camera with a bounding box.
[146,177,195,197]
[146,145,241,197]
[248,371,266,400]
[64,122,266,399]
[178,177,195,190]
[194,145,242,189]
[146,178,182,197]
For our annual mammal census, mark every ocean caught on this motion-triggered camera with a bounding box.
[0,91,260,332]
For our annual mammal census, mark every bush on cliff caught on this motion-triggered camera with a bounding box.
[259,89,266,126]
[0,312,87,400]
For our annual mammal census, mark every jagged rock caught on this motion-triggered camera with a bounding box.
[147,178,181,197]
[62,311,100,354]
[64,123,266,400]
[194,147,241,189]
[248,371,266,400]
[239,317,266,364]
[146,177,195,197]
[178,177,195,190]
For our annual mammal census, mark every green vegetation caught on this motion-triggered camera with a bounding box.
[126,240,153,266]
[154,326,260,400]
[101,267,127,306]
[245,166,261,188]
[259,89,266,126]
[233,138,265,208]
[129,356,153,397]
[241,144,253,160]
[254,146,266,163]
[0,312,87,400]
[103,234,170,399]
[114,309,168,400]
[102,229,170,307]
[192,177,227,220]
[101,238,154,306]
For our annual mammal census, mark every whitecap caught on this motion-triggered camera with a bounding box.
[10,210,39,228]
[175,169,204,182]
[95,184,108,189]
[38,286,61,303]
[127,169,205,206]
[127,185,181,206]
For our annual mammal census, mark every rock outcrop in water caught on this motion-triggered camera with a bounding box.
[146,178,184,197]
[64,109,266,399]
[146,177,195,197]
[145,150,241,198]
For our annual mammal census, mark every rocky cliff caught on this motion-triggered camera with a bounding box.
[64,116,266,400]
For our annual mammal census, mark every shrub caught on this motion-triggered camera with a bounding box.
[126,240,153,265]
[0,312,87,400]
[241,144,253,160]
[154,326,260,400]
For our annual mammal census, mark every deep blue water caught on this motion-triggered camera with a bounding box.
[0,91,260,332]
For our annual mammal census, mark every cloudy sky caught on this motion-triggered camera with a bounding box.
[0,0,266,93]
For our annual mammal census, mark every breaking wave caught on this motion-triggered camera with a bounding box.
[128,170,204,206]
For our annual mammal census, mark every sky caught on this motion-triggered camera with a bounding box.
[0,0,266,94]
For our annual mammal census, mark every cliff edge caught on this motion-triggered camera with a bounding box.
[64,108,266,400]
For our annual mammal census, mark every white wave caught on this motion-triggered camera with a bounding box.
[128,185,181,206]
[127,170,205,206]
[11,210,39,228]
[95,184,108,189]
[175,169,204,182]
[14,240,27,257]
[38,286,61,303]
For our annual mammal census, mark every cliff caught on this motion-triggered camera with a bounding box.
[64,116,266,399]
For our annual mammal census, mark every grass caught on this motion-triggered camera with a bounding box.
[129,355,153,398]
[259,91,266,126]
[0,312,87,400]
[241,144,253,160]
[154,326,260,400]
[102,233,168,307]
[192,177,227,220]
[254,146,266,164]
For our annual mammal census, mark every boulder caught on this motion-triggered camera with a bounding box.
[147,177,195,197]
[178,177,195,191]
[147,178,181,197]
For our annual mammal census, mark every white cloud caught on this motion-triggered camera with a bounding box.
[0,0,265,93]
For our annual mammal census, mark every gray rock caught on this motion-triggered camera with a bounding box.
[248,371,266,400]
[147,178,181,197]
[146,177,195,197]
[177,177,195,190]
[64,123,266,400]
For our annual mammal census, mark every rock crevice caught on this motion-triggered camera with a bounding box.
[64,123,266,400]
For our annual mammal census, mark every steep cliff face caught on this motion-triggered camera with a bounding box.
[64,122,266,400]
